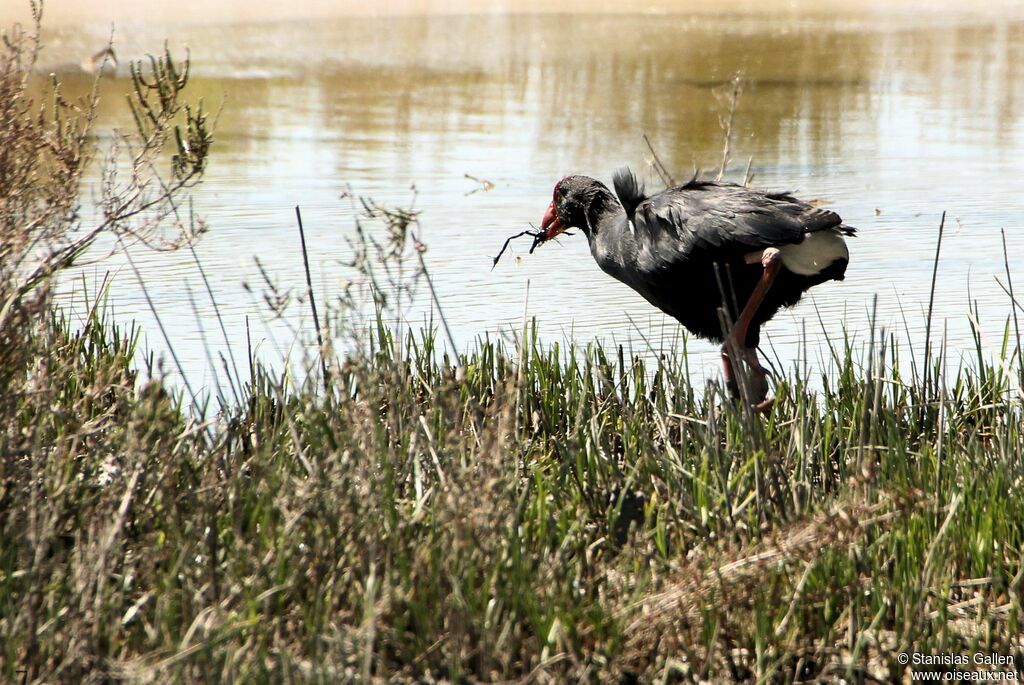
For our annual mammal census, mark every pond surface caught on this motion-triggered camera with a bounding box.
[14,6,1024,397]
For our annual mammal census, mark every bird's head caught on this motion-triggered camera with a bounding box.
[538,175,608,242]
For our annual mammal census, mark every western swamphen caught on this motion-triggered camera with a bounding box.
[536,168,855,406]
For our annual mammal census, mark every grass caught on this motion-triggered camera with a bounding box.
[2,7,1022,681]
[2,290,1023,683]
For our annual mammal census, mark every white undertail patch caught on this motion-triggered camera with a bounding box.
[778,228,850,276]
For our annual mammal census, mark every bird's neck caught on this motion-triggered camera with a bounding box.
[582,186,623,238]
[586,201,638,278]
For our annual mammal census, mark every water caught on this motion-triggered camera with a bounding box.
[13,7,1024,397]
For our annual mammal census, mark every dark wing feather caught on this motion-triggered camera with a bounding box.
[612,166,647,219]
[634,181,844,261]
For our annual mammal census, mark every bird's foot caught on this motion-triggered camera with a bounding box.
[721,343,770,404]
[741,347,772,377]
[724,340,772,377]
[747,368,770,405]
[743,246,782,268]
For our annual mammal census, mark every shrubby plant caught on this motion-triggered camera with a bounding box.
[0,2,210,335]
[1,5,1022,684]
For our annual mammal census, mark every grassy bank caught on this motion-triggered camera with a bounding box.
[3,7,1023,683]
[2,298,1023,682]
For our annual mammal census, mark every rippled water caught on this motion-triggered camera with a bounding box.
[17,8,1024,396]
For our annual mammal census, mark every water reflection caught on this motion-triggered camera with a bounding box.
[19,10,1024,396]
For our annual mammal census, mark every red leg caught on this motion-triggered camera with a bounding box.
[721,248,782,404]
[721,346,738,398]
[731,248,782,350]
[742,346,770,376]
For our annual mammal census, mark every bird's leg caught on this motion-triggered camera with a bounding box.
[722,248,782,403]
[741,346,774,411]
[730,247,782,352]
[720,346,739,398]
[742,346,770,376]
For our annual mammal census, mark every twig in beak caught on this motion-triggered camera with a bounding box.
[492,227,545,269]
[492,226,576,270]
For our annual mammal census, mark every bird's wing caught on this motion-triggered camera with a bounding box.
[634,182,844,260]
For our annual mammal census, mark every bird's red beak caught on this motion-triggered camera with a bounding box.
[540,201,564,241]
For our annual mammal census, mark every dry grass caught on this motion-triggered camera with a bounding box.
[2,6,1024,684]
[2,295,1023,682]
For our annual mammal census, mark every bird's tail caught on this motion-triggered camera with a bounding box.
[612,166,647,219]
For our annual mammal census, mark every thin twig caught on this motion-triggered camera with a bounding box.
[717,74,743,181]
[491,228,547,269]
[118,237,205,428]
[245,315,255,389]
[923,212,946,397]
[188,241,242,406]
[935,321,947,520]
[185,280,227,408]
[412,236,460,367]
[995,278,1024,317]
[1001,228,1021,374]
[643,133,675,187]
[294,206,329,393]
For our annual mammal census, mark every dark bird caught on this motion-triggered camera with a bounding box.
[536,168,855,406]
